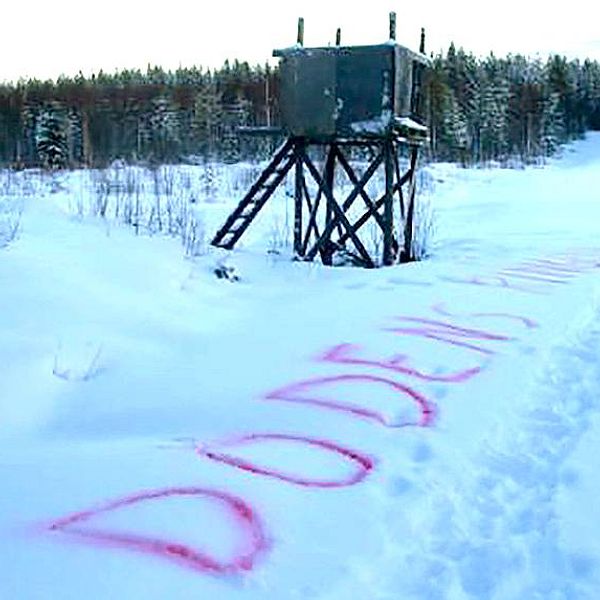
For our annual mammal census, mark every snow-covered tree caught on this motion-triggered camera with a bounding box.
[540,92,565,155]
[441,92,469,162]
[35,104,68,169]
[193,79,223,159]
[147,95,180,162]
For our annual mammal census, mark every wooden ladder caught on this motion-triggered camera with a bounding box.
[211,139,296,250]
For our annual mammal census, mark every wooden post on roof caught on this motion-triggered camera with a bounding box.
[297,18,305,46]
[389,12,397,41]
[336,28,342,46]
[412,28,427,116]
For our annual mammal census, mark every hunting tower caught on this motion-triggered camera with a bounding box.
[212,14,430,267]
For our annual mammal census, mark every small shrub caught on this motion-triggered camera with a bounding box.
[0,196,23,249]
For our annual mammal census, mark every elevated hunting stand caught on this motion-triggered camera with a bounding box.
[212,14,430,267]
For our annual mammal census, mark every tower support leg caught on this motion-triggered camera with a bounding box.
[293,138,305,257]
[383,139,396,266]
[400,145,419,263]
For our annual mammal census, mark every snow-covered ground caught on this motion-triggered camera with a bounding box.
[1,136,600,599]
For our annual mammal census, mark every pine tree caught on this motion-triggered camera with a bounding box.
[35,104,68,169]
[478,73,509,161]
[221,93,251,163]
[440,91,468,162]
[424,56,451,159]
[148,94,180,162]
[193,79,223,159]
[540,92,565,155]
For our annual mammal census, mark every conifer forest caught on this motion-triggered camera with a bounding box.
[2,44,600,169]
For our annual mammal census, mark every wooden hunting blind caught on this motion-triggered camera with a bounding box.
[212,14,430,267]
[275,44,428,139]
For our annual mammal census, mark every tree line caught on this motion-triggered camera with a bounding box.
[426,44,600,163]
[1,46,600,169]
[0,60,279,168]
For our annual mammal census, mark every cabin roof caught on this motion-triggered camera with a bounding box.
[273,43,430,66]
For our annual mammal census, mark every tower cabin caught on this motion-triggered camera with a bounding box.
[212,15,430,267]
[274,42,429,141]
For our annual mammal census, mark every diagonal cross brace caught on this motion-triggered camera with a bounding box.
[303,149,383,266]
[296,144,326,255]
[334,146,397,252]
[337,167,413,247]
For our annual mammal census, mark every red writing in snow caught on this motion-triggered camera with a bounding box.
[384,316,513,355]
[44,487,269,575]
[197,433,375,488]
[265,373,436,428]
[318,343,481,382]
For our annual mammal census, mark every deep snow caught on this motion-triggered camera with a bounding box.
[1,135,600,599]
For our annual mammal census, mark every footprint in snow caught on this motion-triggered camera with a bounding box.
[412,442,434,463]
[568,552,597,578]
[388,476,414,496]
[387,277,433,287]
[519,343,537,355]
[344,282,367,290]
[559,468,579,487]
[432,386,450,400]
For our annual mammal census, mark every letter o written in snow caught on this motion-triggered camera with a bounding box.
[197,433,376,488]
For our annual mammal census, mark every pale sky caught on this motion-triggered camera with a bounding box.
[2,0,600,82]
